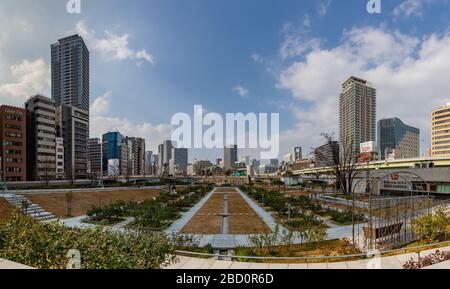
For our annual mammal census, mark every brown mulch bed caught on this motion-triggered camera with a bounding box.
[27,189,161,218]
[0,198,15,221]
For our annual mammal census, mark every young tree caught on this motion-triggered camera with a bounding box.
[65,192,74,217]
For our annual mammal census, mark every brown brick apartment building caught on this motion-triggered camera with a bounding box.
[0,105,27,182]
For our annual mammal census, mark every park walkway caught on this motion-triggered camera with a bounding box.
[59,188,366,249]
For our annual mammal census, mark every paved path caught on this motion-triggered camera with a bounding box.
[113,217,135,229]
[0,259,34,269]
[164,246,450,270]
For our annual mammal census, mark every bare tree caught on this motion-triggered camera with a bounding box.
[314,133,361,244]
[314,133,359,196]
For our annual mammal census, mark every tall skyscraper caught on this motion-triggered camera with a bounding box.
[102,131,124,175]
[51,35,90,111]
[88,138,103,177]
[52,35,90,180]
[56,105,89,180]
[157,144,164,175]
[158,140,174,175]
[224,145,238,170]
[378,118,420,160]
[432,103,450,157]
[339,76,377,157]
[25,95,57,181]
[0,106,27,182]
[130,137,145,175]
[120,137,133,176]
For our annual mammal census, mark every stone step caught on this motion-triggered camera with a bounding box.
[3,194,56,222]
[35,215,57,221]
[21,208,46,214]
[26,211,54,217]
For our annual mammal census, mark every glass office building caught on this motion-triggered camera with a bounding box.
[378,117,420,160]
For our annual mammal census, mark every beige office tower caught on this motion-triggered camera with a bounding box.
[431,103,450,157]
[339,76,377,157]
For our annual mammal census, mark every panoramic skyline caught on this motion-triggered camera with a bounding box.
[1,0,450,161]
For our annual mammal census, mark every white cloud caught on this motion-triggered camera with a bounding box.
[0,58,50,105]
[89,90,171,151]
[233,86,250,98]
[75,21,154,65]
[280,16,321,60]
[91,91,112,116]
[278,26,450,155]
[318,0,333,16]
[90,115,172,152]
[393,0,435,17]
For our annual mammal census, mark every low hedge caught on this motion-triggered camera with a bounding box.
[0,213,178,269]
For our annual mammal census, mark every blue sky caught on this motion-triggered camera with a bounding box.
[1,0,450,161]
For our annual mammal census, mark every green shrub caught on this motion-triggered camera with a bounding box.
[0,214,178,269]
[413,207,450,243]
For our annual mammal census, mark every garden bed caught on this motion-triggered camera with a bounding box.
[28,189,162,218]
[234,239,361,263]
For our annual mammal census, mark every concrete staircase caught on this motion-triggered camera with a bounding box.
[2,194,57,222]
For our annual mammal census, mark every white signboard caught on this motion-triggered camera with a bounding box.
[360,141,376,153]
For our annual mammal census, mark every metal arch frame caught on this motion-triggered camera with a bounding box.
[352,170,430,197]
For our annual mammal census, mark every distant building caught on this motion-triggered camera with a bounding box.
[56,105,89,180]
[432,103,450,157]
[121,137,133,176]
[102,131,124,175]
[170,148,188,175]
[158,140,175,175]
[187,160,213,176]
[240,156,250,166]
[0,105,27,182]
[52,35,90,180]
[378,118,420,160]
[55,137,65,179]
[157,144,164,175]
[224,145,238,170]
[25,95,57,181]
[51,35,90,112]
[291,147,302,162]
[257,164,277,175]
[153,154,159,175]
[145,151,153,175]
[339,76,376,157]
[289,159,315,171]
[130,137,145,175]
[269,159,279,167]
[87,138,102,177]
[314,141,339,168]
